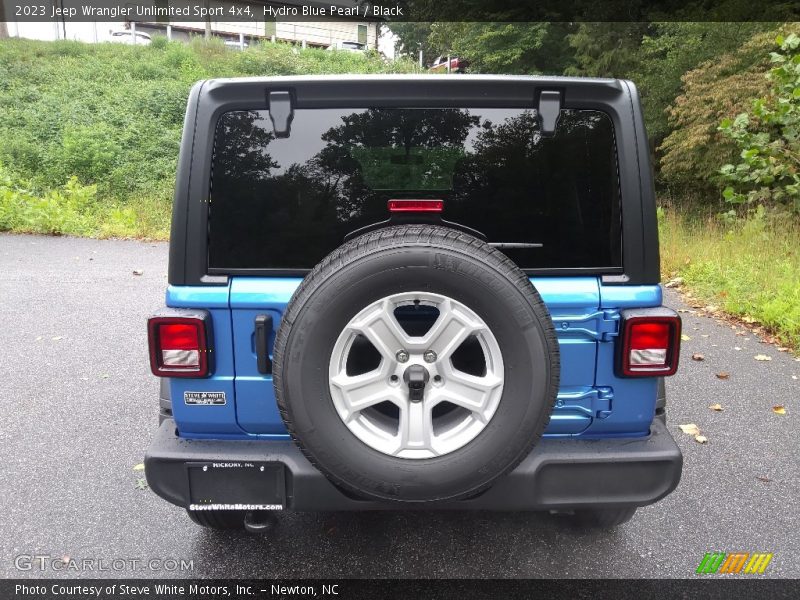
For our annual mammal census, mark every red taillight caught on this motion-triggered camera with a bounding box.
[388,199,444,213]
[148,316,210,378]
[619,314,681,377]
[159,323,199,350]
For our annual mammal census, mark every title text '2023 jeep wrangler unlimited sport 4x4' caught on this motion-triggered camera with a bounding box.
[144,75,682,531]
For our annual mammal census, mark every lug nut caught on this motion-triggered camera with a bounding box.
[423,350,437,363]
[396,350,410,363]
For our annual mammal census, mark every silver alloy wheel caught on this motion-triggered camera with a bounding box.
[328,292,504,459]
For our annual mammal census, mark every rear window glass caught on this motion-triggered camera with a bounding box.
[208,108,621,271]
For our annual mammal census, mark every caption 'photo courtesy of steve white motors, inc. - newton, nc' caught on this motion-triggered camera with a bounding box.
[14,583,339,597]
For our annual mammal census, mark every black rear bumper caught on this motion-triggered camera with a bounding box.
[145,419,682,511]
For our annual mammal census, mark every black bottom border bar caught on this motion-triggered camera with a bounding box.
[4,579,800,600]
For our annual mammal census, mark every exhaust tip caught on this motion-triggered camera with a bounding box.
[243,511,277,534]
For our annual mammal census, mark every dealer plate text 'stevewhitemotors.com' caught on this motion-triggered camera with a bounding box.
[187,462,285,510]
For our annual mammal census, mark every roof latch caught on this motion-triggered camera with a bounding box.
[537,90,562,137]
[268,90,293,138]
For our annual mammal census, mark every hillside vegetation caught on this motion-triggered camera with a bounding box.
[0,37,418,238]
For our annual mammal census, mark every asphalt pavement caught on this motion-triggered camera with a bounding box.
[1,232,798,579]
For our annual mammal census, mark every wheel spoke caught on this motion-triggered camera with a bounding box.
[396,401,434,454]
[434,368,503,422]
[330,370,396,421]
[420,299,480,357]
[350,299,409,360]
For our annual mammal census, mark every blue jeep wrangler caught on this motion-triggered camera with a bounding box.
[145,75,683,531]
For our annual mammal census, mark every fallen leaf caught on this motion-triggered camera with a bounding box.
[51,336,62,341]
[677,309,691,313]
[772,405,786,415]
[736,331,747,337]
[709,403,724,411]
[135,478,149,490]
[691,353,704,361]
[679,423,701,436]
[681,334,691,341]
[35,336,42,341]
[133,463,145,471]
[132,269,144,276]
[742,316,756,324]
[754,354,772,361]
[756,476,771,483]
[705,305,718,313]
[715,372,730,380]
[694,435,708,444]
[734,347,741,351]
[792,375,798,380]
[100,374,109,379]
[777,347,788,352]
[701,334,710,338]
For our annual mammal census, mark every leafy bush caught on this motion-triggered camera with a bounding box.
[0,38,418,238]
[0,165,96,235]
[718,34,800,212]
[658,28,785,194]
[634,22,775,145]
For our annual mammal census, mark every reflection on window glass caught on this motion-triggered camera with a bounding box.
[208,108,621,270]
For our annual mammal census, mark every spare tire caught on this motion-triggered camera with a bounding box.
[273,225,559,503]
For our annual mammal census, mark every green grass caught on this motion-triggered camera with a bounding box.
[659,208,800,351]
[0,37,419,239]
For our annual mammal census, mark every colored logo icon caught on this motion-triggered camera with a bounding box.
[696,552,773,574]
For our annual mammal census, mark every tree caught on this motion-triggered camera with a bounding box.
[658,28,784,195]
[633,22,775,145]
[426,22,574,74]
[718,33,800,212]
[565,22,650,78]
[386,23,435,64]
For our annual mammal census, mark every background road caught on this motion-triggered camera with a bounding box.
[1,233,798,578]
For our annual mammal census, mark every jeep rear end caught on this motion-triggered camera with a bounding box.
[145,75,682,530]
